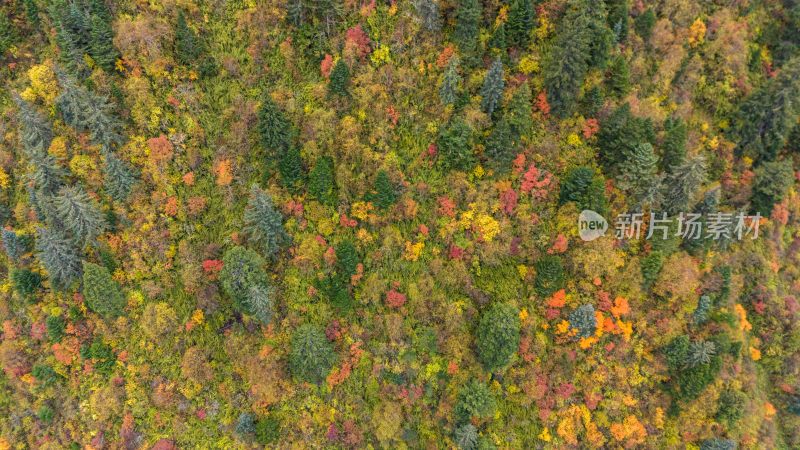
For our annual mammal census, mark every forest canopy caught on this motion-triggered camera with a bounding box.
[1,0,800,448]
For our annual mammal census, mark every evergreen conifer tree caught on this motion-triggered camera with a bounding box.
[568,304,597,338]
[256,95,293,156]
[2,229,24,262]
[335,239,359,279]
[662,155,706,216]
[732,57,800,162]
[660,117,688,172]
[243,184,287,257]
[439,55,461,105]
[278,146,303,189]
[89,14,118,71]
[480,57,505,115]
[607,53,630,98]
[487,22,506,54]
[558,167,608,213]
[438,117,474,171]
[101,150,137,202]
[219,246,270,313]
[372,170,396,209]
[88,0,112,23]
[328,59,350,98]
[618,142,659,204]
[750,159,793,216]
[244,284,275,326]
[605,0,629,42]
[634,8,656,40]
[12,92,53,153]
[485,115,512,168]
[175,11,202,66]
[507,0,533,48]
[35,227,83,290]
[454,380,496,425]
[53,185,107,247]
[308,156,336,206]
[453,0,482,65]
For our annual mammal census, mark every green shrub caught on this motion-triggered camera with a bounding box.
[640,250,663,285]
[12,269,42,298]
[534,255,564,296]
[454,379,496,425]
[476,303,520,372]
[37,405,55,422]
[663,335,690,371]
[32,364,61,386]
[255,416,280,445]
[82,262,126,318]
[289,324,337,384]
[46,315,66,342]
[715,390,746,425]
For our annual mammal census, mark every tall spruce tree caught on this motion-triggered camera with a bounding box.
[542,5,590,118]
[480,57,505,115]
[35,227,83,290]
[453,0,482,65]
[750,160,793,216]
[219,246,270,314]
[82,261,125,318]
[662,155,706,216]
[12,92,53,153]
[596,102,655,170]
[278,146,303,189]
[244,284,275,326]
[89,14,118,71]
[372,170,396,209]
[507,0,533,48]
[732,57,800,163]
[175,11,203,66]
[438,117,474,171]
[618,142,659,205]
[559,167,609,213]
[54,185,107,248]
[335,239,359,279]
[660,117,688,172]
[605,0,629,42]
[243,184,288,257]
[543,0,613,117]
[439,55,461,105]
[487,22,506,54]
[485,115,512,168]
[607,53,630,98]
[256,95,293,156]
[2,229,24,262]
[101,150,137,202]
[308,156,336,206]
[56,73,124,149]
[328,59,350,98]
[88,0,112,23]
[27,150,67,195]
